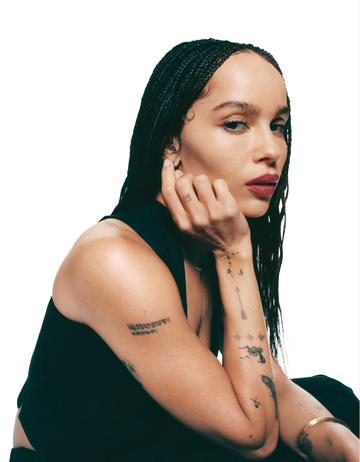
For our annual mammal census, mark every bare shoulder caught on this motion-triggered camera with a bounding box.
[53,218,180,324]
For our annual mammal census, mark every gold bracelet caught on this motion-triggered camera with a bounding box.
[298,416,351,455]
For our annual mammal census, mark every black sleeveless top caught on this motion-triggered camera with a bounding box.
[17,201,224,462]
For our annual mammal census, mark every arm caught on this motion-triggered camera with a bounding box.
[160,161,279,454]
[273,359,359,461]
[54,162,278,459]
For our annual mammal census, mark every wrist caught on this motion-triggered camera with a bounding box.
[214,244,253,266]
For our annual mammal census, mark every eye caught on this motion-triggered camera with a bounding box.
[270,123,285,133]
[223,119,249,132]
[270,122,289,139]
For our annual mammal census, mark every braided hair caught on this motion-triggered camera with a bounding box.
[113,38,292,359]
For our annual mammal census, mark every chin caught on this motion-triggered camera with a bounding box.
[241,200,271,219]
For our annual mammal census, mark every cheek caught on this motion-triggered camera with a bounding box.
[180,124,241,173]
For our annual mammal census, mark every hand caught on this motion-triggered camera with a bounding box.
[161,160,251,255]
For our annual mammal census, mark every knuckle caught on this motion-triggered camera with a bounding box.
[213,178,228,189]
[161,185,173,199]
[176,174,193,189]
[193,174,209,186]
[192,215,209,229]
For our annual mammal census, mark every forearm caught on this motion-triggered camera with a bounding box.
[274,361,359,461]
[217,248,278,438]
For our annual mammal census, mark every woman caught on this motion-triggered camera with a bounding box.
[11,39,359,461]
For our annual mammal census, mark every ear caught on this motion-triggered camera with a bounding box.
[163,136,181,169]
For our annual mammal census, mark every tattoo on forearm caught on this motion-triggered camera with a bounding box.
[235,286,247,320]
[120,359,143,385]
[234,333,259,343]
[250,398,262,409]
[183,194,191,202]
[324,436,333,447]
[239,346,266,363]
[127,318,171,336]
[261,375,278,420]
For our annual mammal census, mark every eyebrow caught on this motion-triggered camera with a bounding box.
[212,100,290,118]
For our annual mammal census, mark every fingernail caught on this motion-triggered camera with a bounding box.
[163,159,171,167]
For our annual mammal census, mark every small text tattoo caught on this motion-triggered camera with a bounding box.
[239,346,266,363]
[235,287,247,320]
[183,194,191,202]
[238,269,244,276]
[250,398,262,409]
[261,375,278,420]
[127,318,171,336]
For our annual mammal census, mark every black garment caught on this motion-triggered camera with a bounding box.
[14,201,359,462]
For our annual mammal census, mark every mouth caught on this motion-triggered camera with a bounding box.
[245,174,279,197]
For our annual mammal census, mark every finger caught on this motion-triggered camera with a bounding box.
[174,173,200,208]
[175,169,184,180]
[193,175,219,209]
[212,179,239,217]
[212,179,236,206]
[161,160,190,228]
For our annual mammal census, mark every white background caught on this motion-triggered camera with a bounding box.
[1,0,358,455]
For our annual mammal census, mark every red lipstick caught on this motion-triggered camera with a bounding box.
[246,174,279,197]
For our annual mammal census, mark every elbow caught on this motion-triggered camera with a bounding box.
[233,423,279,460]
[245,436,278,460]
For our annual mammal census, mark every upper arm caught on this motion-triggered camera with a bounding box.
[53,222,272,457]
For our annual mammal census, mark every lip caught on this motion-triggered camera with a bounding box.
[246,174,280,197]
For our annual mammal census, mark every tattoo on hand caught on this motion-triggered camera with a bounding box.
[235,287,247,320]
[261,375,278,420]
[239,346,266,363]
[183,194,191,202]
[127,318,171,336]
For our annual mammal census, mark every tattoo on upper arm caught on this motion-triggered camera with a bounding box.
[235,287,247,320]
[258,332,265,342]
[239,346,266,363]
[183,194,191,202]
[120,359,143,386]
[127,318,171,336]
[261,375,278,420]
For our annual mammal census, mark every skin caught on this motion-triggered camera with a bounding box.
[164,51,289,220]
[13,52,359,461]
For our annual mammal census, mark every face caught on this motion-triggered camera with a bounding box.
[170,52,289,218]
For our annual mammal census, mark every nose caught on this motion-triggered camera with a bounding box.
[252,127,284,166]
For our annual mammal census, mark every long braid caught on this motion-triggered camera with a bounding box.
[113,39,292,360]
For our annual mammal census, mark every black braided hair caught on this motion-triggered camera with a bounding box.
[113,38,292,359]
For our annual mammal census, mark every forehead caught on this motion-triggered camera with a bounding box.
[201,52,287,109]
